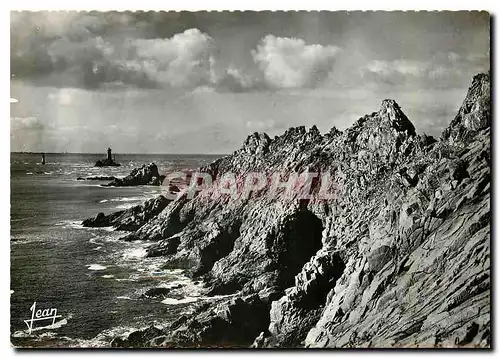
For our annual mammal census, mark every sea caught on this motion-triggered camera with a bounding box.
[10,153,222,347]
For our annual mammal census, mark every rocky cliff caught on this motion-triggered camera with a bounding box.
[82,195,170,231]
[88,73,490,348]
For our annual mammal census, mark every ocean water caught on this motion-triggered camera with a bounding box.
[10,153,222,347]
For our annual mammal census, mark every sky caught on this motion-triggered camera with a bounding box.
[10,11,490,154]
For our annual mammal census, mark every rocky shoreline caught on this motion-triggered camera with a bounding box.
[83,73,490,348]
[78,163,166,187]
[102,163,166,187]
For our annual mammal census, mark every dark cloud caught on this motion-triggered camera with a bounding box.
[11,12,218,89]
[11,11,346,91]
[10,11,490,93]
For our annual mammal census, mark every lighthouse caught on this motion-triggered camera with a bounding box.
[94,147,120,167]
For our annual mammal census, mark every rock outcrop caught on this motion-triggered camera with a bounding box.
[103,163,165,187]
[90,73,491,348]
[95,159,121,167]
[82,195,170,231]
[442,72,491,144]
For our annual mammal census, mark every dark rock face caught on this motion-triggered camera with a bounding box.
[165,294,270,347]
[81,195,170,231]
[95,159,121,167]
[112,295,271,348]
[140,287,171,299]
[259,250,346,347]
[103,163,165,187]
[89,73,490,348]
[111,326,164,348]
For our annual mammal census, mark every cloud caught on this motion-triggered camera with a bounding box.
[11,11,218,90]
[115,29,216,88]
[10,116,45,130]
[12,13,345,92]
[251,35,341,89]
[362,52,489,87]
[12,11,487,94]
[72,29,216,89]
[214,65,262,92]
[365,60,426,78]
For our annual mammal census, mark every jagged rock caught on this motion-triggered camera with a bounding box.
[442,73,490,144]
[82,212,111,228]
[96,73,490,348]
[122,198,192,243]
[82,195,170,231]
[242,132,271,155]
[378,99,417,136]
[103,163,165,187]
[259,250,346,347]
[449,160,470,183]
[140,287,171,299]
[111,326,163,348]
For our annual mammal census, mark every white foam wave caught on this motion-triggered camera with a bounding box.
[89,232,123,243]
[122,247,148,259]
[100,197,144,203]
[115,203,137,210]
[84,226,117,233]
[57,220,117,233]
[38,331,58,339]
[13,317,69,337]
[161,297,199,305]
[55,220,83,229]
[87,264,107,271]
[165,269,184,275]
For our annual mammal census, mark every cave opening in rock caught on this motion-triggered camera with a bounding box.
[274,209,324,289]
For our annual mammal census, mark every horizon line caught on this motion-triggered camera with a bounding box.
[10,151,229,156]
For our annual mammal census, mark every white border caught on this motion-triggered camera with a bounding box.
[2,1,500,11]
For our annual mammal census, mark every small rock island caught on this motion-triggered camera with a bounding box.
[95,147,121,167]
[102,163,165,187]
